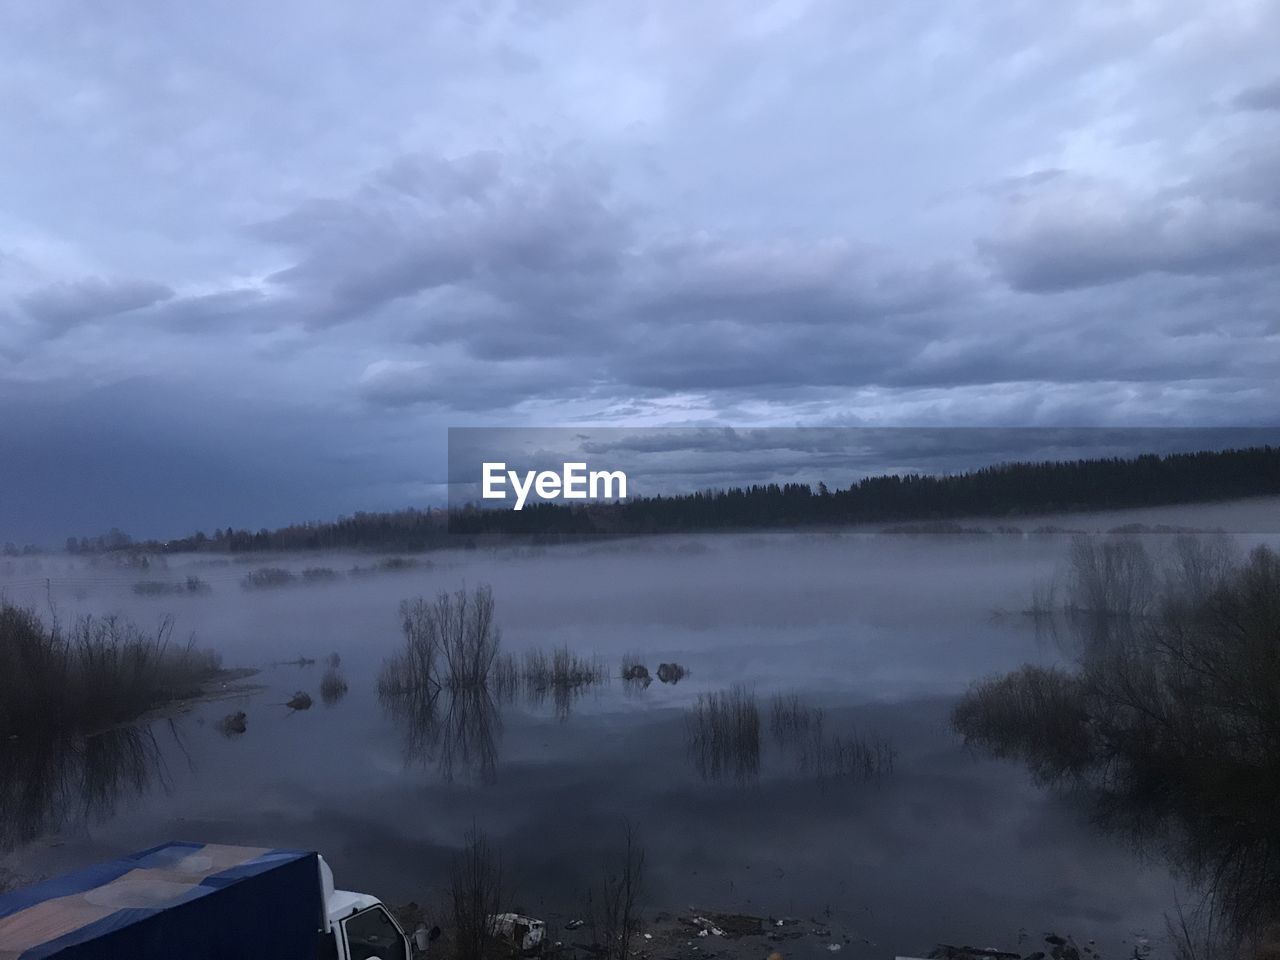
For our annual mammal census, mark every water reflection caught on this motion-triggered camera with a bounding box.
[771,694,895,785]
[0,723,177,851]
[956,539,1280,941]
[381,687,502,784]
[686,686,761,782]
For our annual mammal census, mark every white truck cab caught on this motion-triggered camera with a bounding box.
[319,856,435,960]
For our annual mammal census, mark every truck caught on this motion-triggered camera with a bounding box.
[0,841,436,960]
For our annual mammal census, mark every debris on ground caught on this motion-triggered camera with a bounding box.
[929,945,1022,960]
[927,936,1094,960]
[679,913,764,939]
[286,691,313,710]
[218,711,247,735]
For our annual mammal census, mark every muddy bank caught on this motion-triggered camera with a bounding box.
[392,906,1138,960]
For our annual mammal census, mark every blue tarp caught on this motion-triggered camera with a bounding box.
[0,842,324,960]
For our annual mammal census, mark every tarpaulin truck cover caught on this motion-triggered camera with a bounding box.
[0,842,324,960]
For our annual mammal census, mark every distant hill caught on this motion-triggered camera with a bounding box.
[73,445,1280,554]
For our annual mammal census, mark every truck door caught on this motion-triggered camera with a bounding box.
[341,905,409,960]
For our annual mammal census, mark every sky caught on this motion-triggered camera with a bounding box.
[1,0,1279,543]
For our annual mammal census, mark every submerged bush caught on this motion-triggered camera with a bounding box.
[770,693,824,740]
[620,653,650,683]
[955,542,1280,938]
[656,661,687,684]
[0,601,221,738]
[379,586,502,695]
[526,646,604,690]
[771,693,895,783]
[320,667,349,705]
[240,567,297,590]
[687,685,761,782]
[132,576,211,597]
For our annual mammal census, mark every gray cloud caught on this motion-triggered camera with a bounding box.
[979,174,1280,293]
[254,152,631,328]
[2,0,1280,539]
[1234,78,1280,111]
[19,277,174,338]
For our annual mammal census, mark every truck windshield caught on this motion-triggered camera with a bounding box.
[343,906,407,960]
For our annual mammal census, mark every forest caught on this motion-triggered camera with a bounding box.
[70,444,1280,553]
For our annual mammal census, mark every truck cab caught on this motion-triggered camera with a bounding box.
[319,856,431,960]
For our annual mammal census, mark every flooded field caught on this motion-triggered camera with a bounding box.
[3,499,1278,956]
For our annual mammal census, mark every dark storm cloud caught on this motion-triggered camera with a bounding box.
[19,277,174,338]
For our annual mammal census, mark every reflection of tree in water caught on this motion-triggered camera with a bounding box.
[956,537,1280,942]
[770,695,895,786]
[686,686,761,782]
[0,723,177,851]
[524,675,592,721]
[381,687,501,785]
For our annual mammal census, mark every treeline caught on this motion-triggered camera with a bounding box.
[74,509,451,556]
[453,444,1280,536]
[73,445,1280,553]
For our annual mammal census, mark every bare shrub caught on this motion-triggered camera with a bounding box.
[523,646,605,719]
[240,567,297,590]
[132,576,211,597]
[450,829,503,960]
[379,586,502,695]
[952,666,1092,783]
[687,686,760,781]
[590,823,646,960]
[0,602,222,738]
[962,544,1280,937]
[1066,535,1157,616]
[525,646,604,690]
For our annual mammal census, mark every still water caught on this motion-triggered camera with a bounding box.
[6,505,1276,954]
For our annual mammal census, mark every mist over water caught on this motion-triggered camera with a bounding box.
[3,497,1279,955]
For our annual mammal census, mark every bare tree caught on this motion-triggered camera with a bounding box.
[380,586,502,696]
[450,828,503,960]
[592,822,646,960]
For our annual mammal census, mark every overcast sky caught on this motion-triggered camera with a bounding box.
[2,0,1279,542]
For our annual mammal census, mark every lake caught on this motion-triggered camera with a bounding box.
[4,499,1278,956]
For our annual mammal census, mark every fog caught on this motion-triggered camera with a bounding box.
[2,497,1278,954]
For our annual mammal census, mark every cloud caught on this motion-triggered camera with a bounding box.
[253,152,632,327]
[18,277,174,338]
[979,174,1280,292]
[3,0,1280,539]
[1234,78,1280,111]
